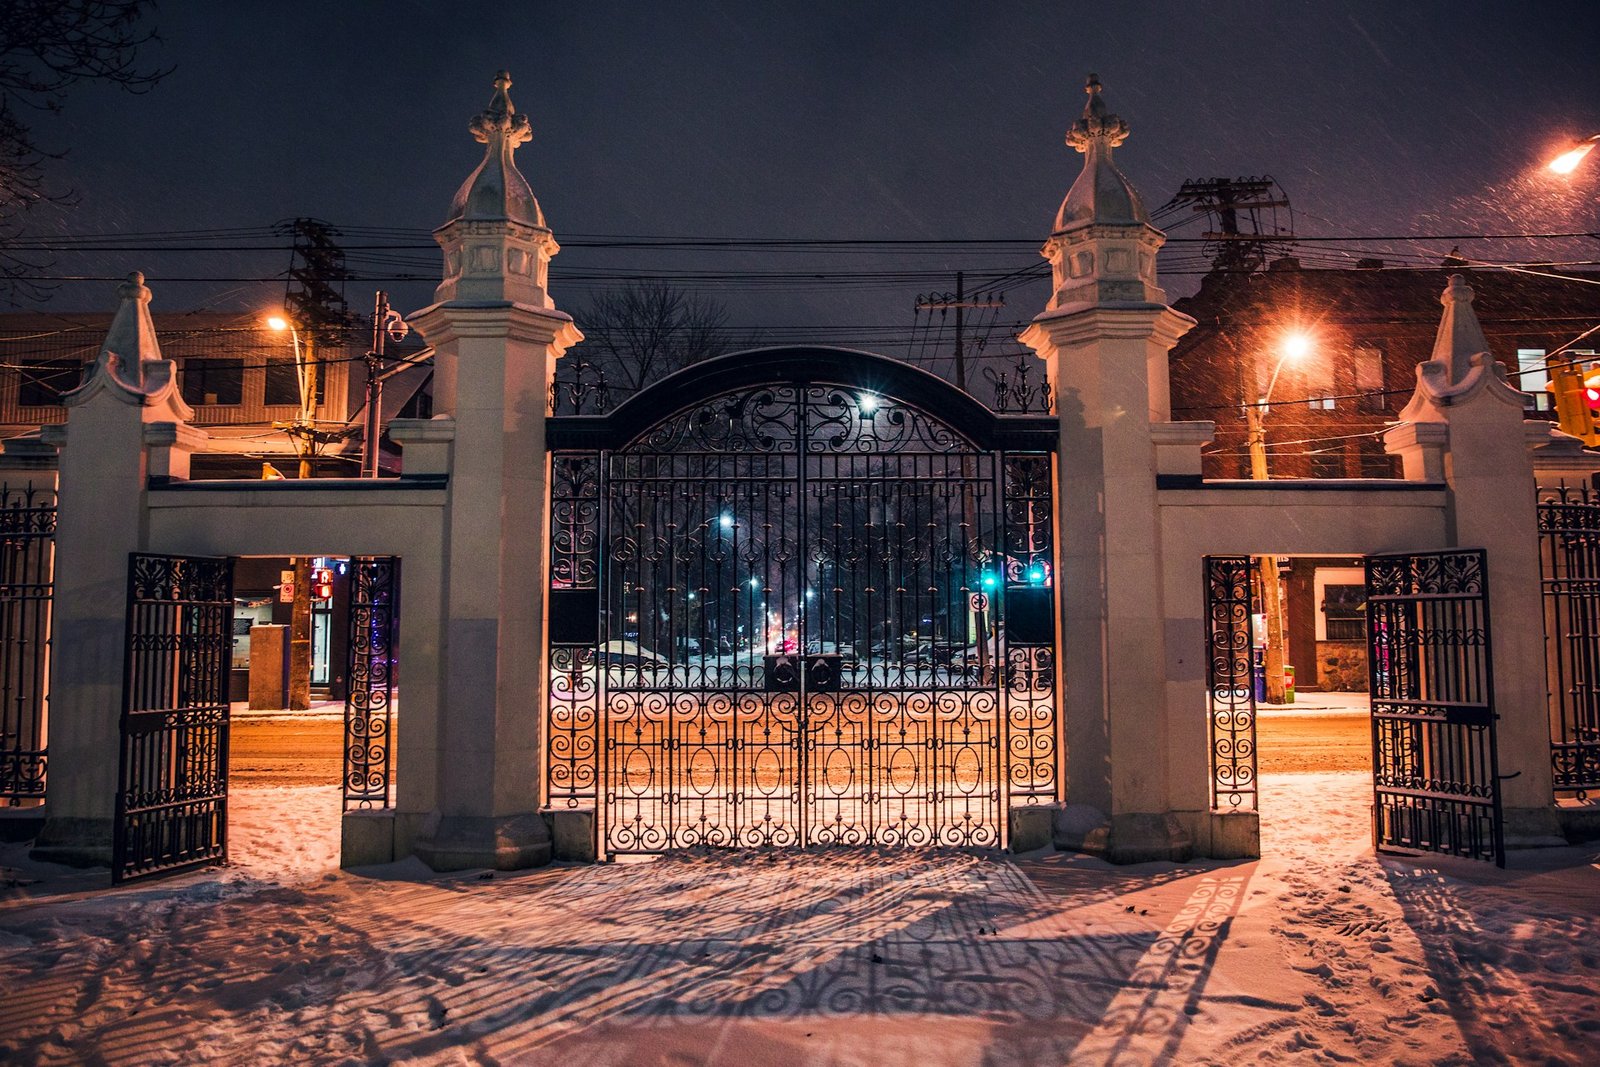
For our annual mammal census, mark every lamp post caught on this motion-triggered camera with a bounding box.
[362,292,411,478]
[266,314,317,479]
[265,313,318,709]
[1245,331,1311,704]
[1549,133,1599,175]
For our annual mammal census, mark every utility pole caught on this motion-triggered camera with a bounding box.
[1245,401,1288,704]
[276,218,352,709]
[1167,177,1294,275]
[916,271,1005,391]
[915,273,1005,679]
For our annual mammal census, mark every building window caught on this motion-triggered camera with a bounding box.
[1518,348,1550,412]
[264,357,325,406]
[1309,450,1345,479]
[1352,343,1386,414]
[1355,437,1394,478]
[181,358,244,406]
[1321,583,1366,642]
[16,358,84,406]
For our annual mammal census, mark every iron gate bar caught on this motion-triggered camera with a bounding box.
[1365,549,1504,867]
[344,556,400,809]
[1204,556,1258,810]
[113,553,234,884]
[1538,482,1600,799]
[550,355,1058,858]
[0,481,55,804]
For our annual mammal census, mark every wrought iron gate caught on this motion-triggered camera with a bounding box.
[0,481,55,805]
[545,351,1058,855]
[1365,549,1504,866]
[1537,483,1600,799]
[344,556,400,809]
[114,553,235,883]
[1204,556,1258,810]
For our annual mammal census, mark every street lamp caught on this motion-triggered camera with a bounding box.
[1549,134,1599,175]
[1245,329,1312,705]
[266,314,317,479]
[1245,330,1312,479]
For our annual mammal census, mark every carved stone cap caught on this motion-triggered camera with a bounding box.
[1054,75,1150,231]
[446,71,546,229]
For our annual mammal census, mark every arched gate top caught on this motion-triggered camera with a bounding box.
[546,345,1057,452]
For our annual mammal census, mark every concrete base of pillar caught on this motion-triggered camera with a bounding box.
[29,815,113,868]
[1502,805,1569,850]
[412,811,552,872]
[543,807,596,862]
[341,809,396,867]
[1054,805,1195,863]
[0,804,45,843]
[1204,810,1260,859]
[1008,803,1060,853]
[1556,800,1600,842]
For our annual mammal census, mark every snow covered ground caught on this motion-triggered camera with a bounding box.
[2,773,1597,1065]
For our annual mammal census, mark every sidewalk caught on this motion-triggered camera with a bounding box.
[1255,690,1369,717]
[230,698,347,721]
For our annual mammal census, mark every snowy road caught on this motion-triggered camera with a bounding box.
[3,771,1598,1065]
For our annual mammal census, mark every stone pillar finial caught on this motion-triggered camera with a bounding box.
[1066,73,1130,153]
[469,70,531,153]
[431,70,561,308]
[61,270,190,418]
[1429,273,1493,388]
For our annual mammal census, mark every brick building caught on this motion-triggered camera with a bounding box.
[0,310,430,477]
[1169,259,1600,480]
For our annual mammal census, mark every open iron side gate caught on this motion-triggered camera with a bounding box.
[114,553,235,884]
[1365,549,1505,867]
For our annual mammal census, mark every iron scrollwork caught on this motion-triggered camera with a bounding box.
[345,557,400,809]
[114,553,234,884]
[0,481,55,804]
[548,377,1061,855]
[1204,556,1257,810]
[1366,548,1503,866]
[1538,482,1600,800]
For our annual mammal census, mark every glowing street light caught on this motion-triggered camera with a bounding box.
[1549,134,1599,175]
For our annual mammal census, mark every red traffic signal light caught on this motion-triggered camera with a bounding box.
[311,568,334,601]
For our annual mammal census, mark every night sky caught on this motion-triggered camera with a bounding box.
[17,0,1600,369]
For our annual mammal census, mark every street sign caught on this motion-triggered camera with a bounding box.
[279,569,295,603]
[969,592,989,613]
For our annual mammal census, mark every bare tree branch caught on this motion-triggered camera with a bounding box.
[575,280,734,394]
[0,1,170,300]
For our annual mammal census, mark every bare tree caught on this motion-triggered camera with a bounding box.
[0,1,170,298]
[576,280,733,394]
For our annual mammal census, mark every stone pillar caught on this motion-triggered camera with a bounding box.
[404,72,582,870]
[1385,276,1562,846]
[1020,77,1197,862]
[31,272,194,866]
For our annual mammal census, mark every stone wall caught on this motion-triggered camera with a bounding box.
[1315,641,1368,692]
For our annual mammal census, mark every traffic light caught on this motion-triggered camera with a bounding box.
[1546,361,1600,447]
[311,567,335,601]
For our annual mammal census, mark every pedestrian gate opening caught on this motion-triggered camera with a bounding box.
[1203,549,1505,866]
[1365,549,1504,866]
[545,348,1059,855]
[114,553,402,883]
